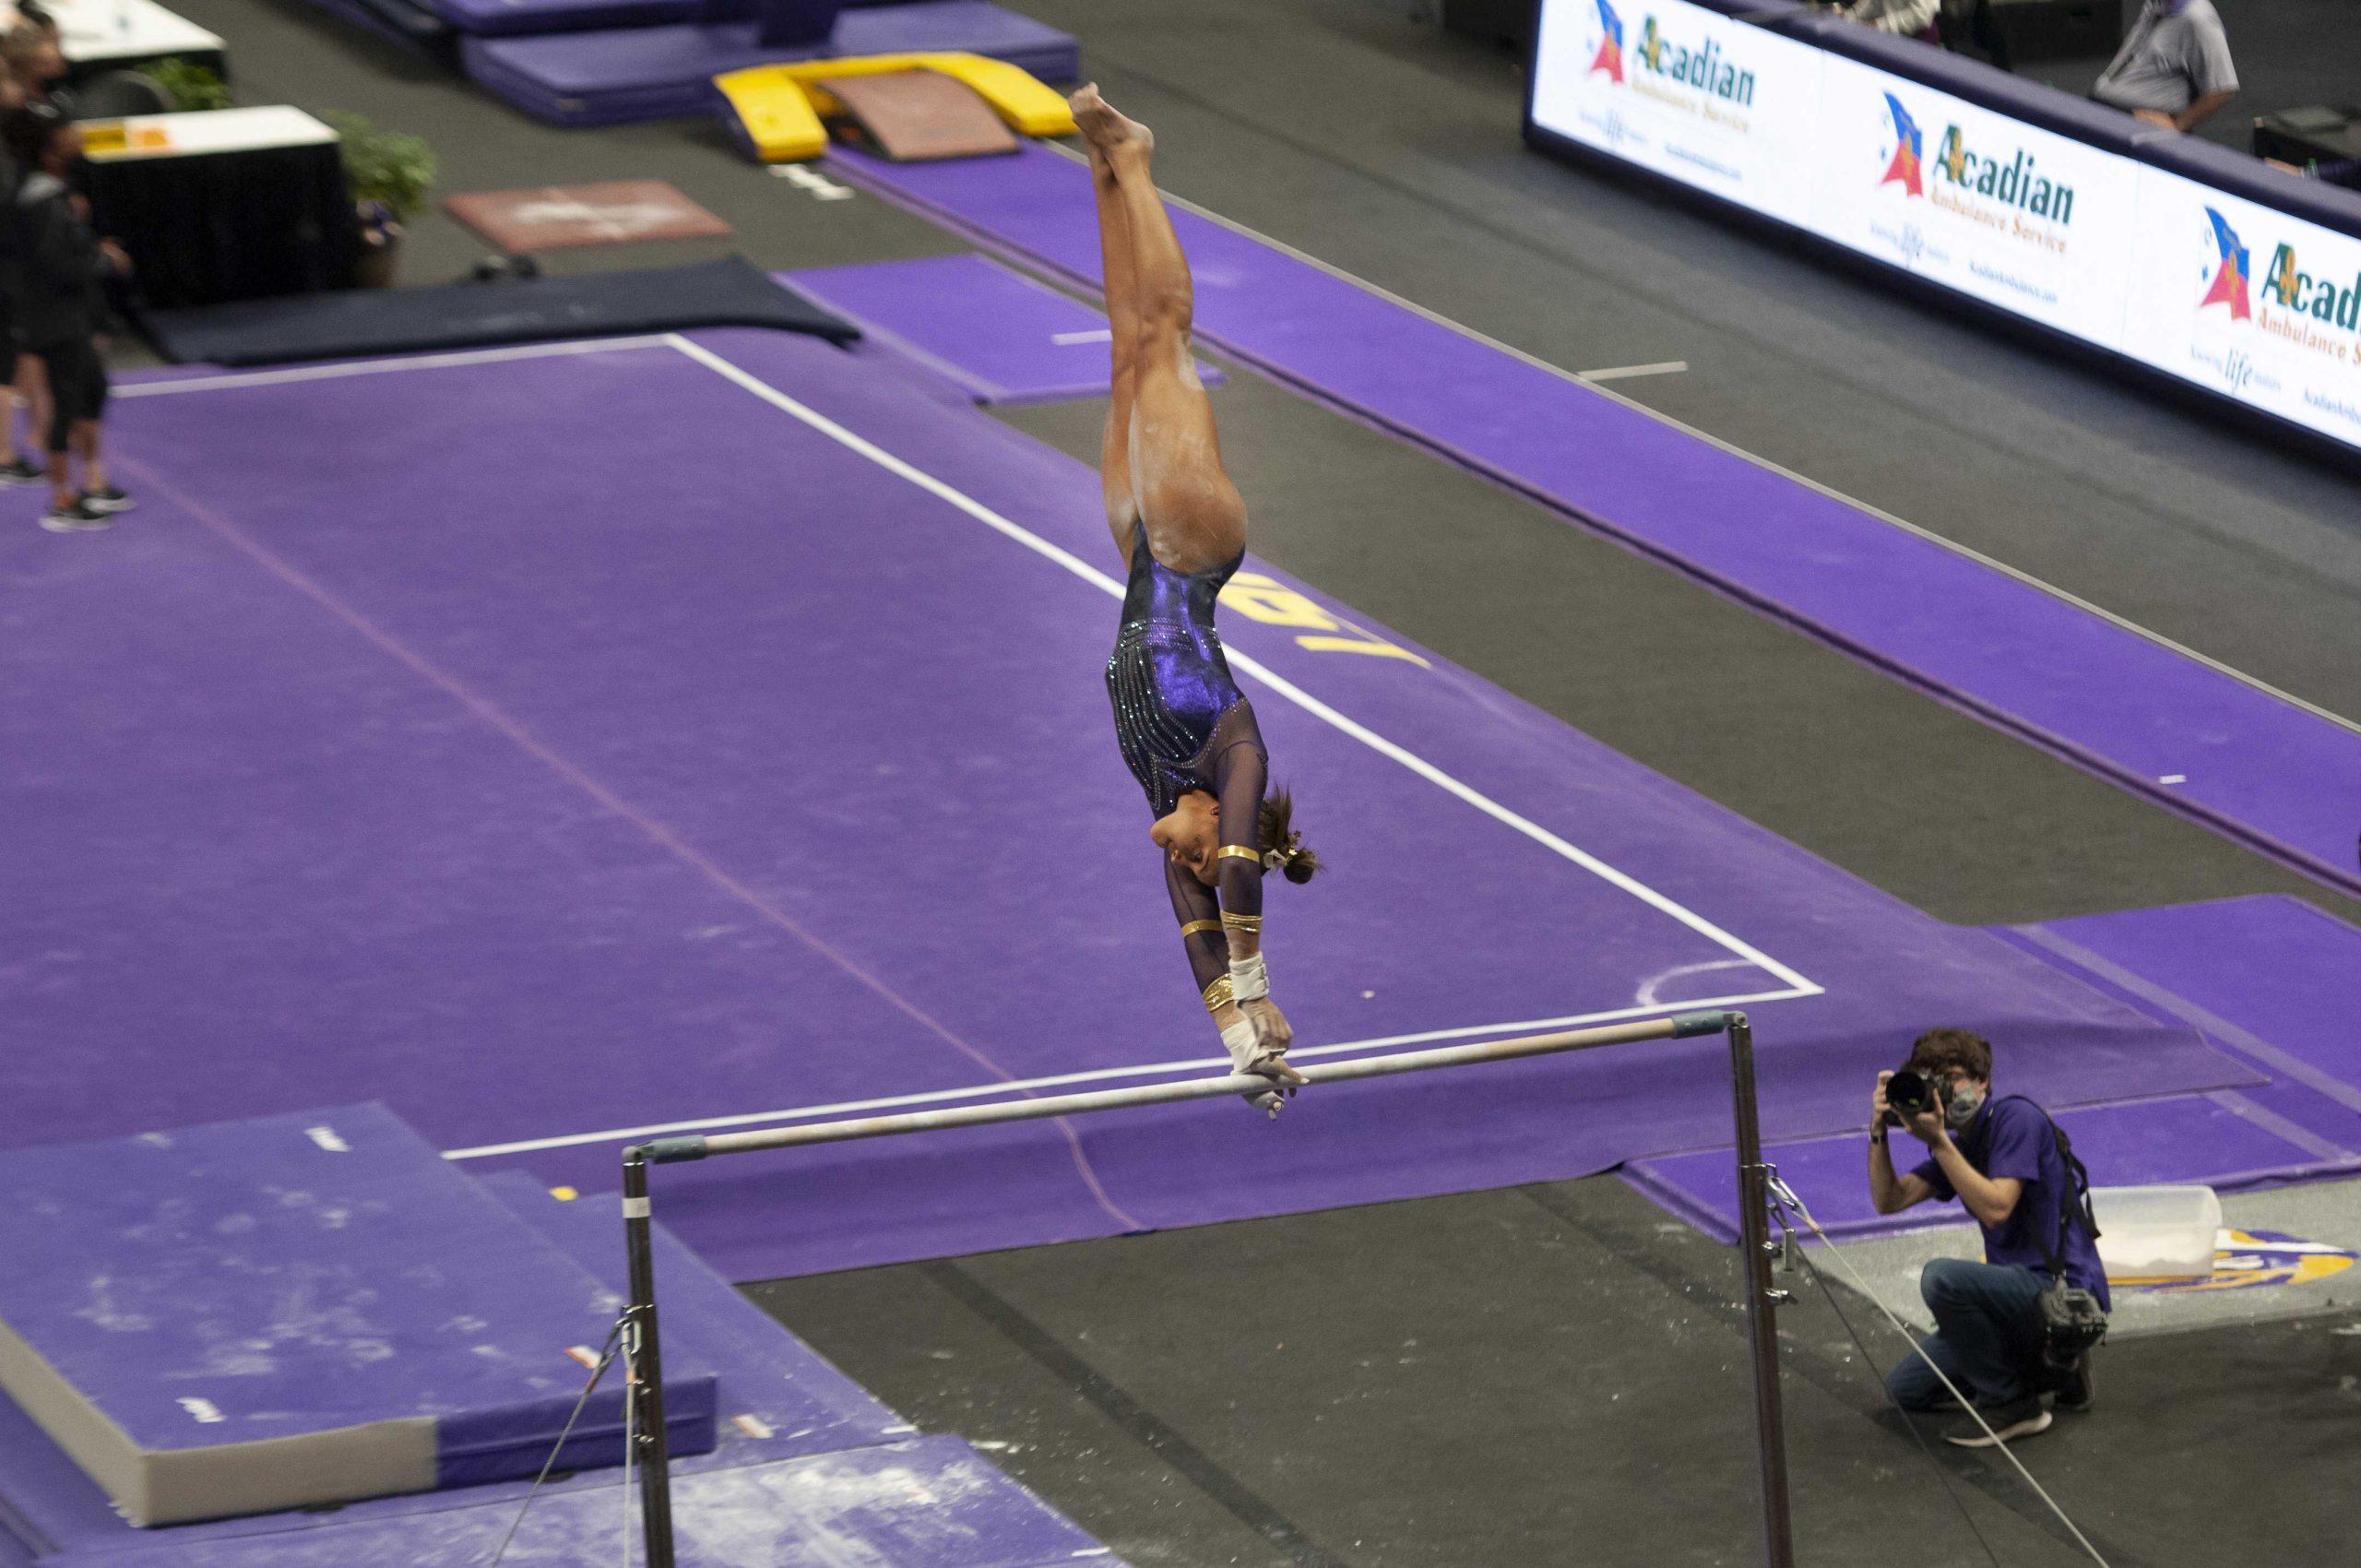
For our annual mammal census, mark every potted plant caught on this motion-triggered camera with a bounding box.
[148,59,232,112]
[329,113,436,289]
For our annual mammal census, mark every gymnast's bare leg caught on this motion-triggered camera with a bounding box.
[1074,85,1249,579]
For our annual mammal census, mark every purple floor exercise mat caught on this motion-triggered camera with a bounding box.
[0,1107,712,1527]
[823,143,2361,903]
[4,330,2239,1286]
[1630,896,2361,1241]
[1629,1094,2353,1247]
[784,255,1219,405]
[1996,897,2361,1162]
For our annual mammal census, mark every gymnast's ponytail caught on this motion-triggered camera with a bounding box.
[1258,789,1322,885]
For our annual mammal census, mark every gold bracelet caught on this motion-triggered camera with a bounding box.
[1202,975,1235,1014]
[1178,919,1223,939]
[1216,844,1263,864]
[1219,910,1263,933]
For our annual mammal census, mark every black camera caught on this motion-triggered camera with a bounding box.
[1883,1067,1938,1125]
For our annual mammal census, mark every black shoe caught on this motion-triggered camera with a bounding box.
[39,497,112,532]
[1945,1391,2051,1447]
[0,457,43,485]
[2054,1358,2094,1413]
[80,486,135,514]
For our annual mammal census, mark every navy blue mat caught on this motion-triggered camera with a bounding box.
[146,258,856,367]
[460,0,1077,127]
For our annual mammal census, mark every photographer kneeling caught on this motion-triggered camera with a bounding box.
[1869,1028,2107,1446]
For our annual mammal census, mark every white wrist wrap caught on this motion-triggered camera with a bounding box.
[1220,1018,1264,1075]
[1228,951,1269,1004]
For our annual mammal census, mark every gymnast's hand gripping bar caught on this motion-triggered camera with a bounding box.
[617,1006,1795,1568]
[628,1009,1737,1164]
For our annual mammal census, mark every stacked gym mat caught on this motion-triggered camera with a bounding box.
[350,0,1084,128]
[0,1109,1123,1565]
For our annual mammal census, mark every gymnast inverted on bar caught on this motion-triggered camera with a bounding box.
[1074,86,1319,1116]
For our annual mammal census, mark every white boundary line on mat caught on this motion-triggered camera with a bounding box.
[662,332,1819,988]
[443,985,1811,1160]
[1024,139,2361,742]
[114,336,673,398]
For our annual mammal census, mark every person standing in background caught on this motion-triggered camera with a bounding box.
[2094,0,2236,134]
[6,104,133,531]
[0,60,37,485]
[0,15,68,481]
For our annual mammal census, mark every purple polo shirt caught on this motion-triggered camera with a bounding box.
[1914,1096,2111,1311]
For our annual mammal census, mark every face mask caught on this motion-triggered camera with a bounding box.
[1942,1084,1985,1129]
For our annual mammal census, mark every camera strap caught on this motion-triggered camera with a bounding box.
[1993,1096,2101,1280]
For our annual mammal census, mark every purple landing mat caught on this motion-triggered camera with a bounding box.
[1629,895,2361,1242]
[5,329,2244,1286]
[43,1438,1121,1568]
[0,1106,712,1526]
[0,1169,907,1561]
[1995,897,2361,1164]
[783,255,1221,407]
[458,2,1078,128]
[1629,1095,2353,1247]
[821,143,2361,904]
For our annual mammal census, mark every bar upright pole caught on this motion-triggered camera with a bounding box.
[1726,1016,1797,1568]
[621,1149,678,1568]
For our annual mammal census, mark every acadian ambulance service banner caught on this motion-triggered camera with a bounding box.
[1527,0,2361,452]
[1806,56,2141,344]
[2118,172,2361,445]
[1527,0,1826,227]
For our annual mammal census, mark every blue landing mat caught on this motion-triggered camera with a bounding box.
[784,255,1221,406]
[420,0,900,38]
[477,1174,909,1455]
[46,1438,1121,1568]
[0,1106,714,1526]
[461,1,1078,127]
[0,1172,908,1560]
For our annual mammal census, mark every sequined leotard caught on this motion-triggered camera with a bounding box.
[1106,540,1264,818]
[1106,539,1272,1000]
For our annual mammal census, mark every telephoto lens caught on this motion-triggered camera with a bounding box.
[1884,1068,1936,1124]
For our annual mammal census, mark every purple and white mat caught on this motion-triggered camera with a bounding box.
[1,328,2242,1281]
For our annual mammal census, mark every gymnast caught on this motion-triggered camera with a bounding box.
[1073,85,1318,1116]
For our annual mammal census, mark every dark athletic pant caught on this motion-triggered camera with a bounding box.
[1885,1257,2048,1409]
[32,337,109,454]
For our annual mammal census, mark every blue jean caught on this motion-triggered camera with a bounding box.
[1885,1258,2048,1410]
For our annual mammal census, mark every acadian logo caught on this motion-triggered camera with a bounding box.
[2261,239,2361,332]
[1933,125,2074,225]
[2200,208,2361,363]
[1877,95,2075,254]
[2198,208,2251,319]
[1587,0,1625,83]
[1634,16,1755,105]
